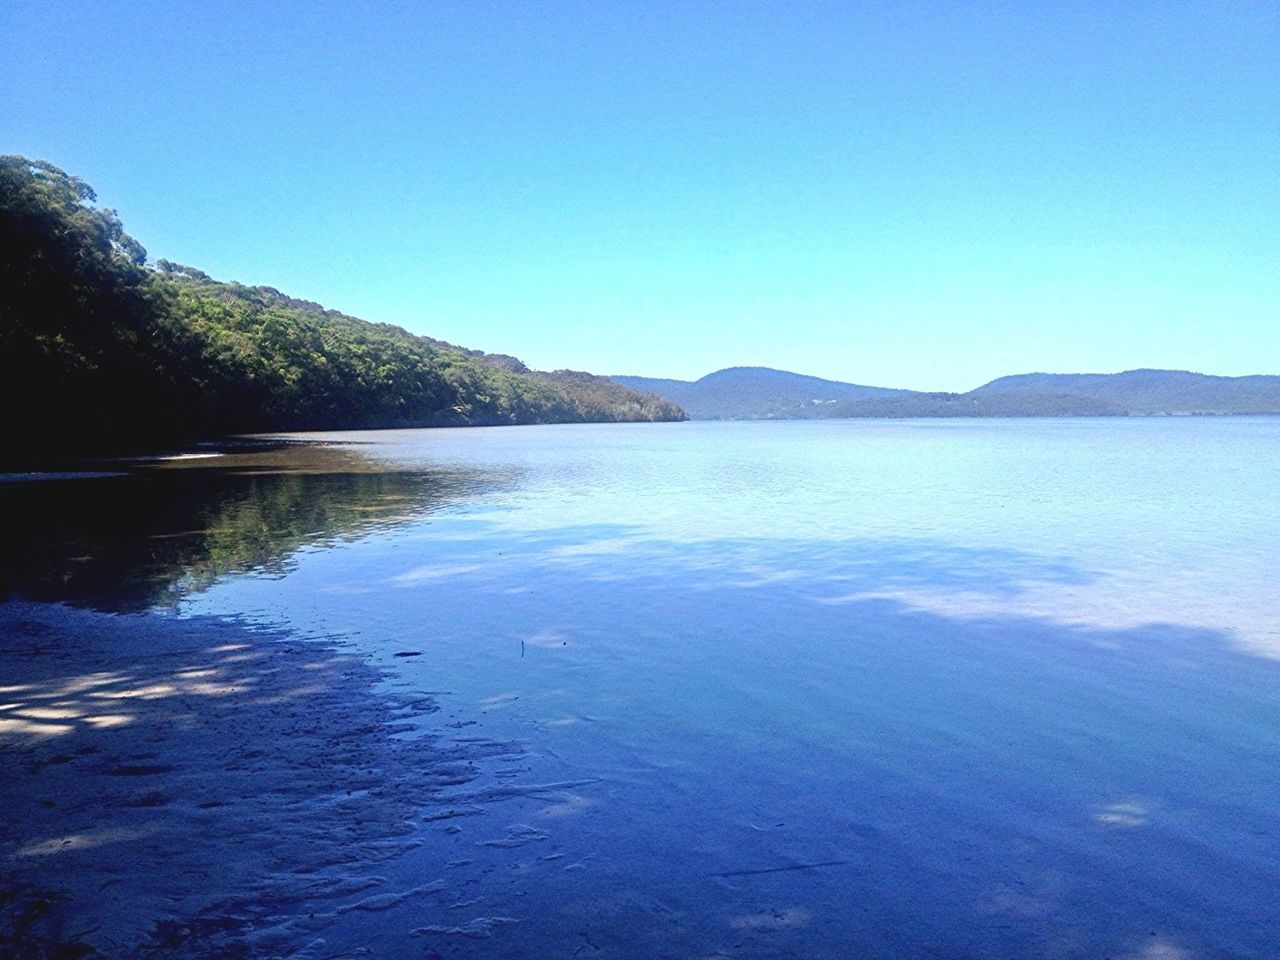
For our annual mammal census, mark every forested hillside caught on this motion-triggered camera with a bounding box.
[0,157,683,461]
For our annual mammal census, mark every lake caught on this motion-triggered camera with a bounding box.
[3,418,1279,958]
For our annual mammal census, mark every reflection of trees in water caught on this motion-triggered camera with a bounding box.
[1,442,501,612]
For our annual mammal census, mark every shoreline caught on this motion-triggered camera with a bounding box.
[8,411,1280,474]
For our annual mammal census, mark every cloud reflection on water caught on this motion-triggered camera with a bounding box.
[378,524,1109,667]
[375,515,1279,661]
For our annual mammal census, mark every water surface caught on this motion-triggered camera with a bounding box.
[5,419,1279,958]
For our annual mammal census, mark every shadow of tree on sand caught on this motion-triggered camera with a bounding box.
[0,605,523,959]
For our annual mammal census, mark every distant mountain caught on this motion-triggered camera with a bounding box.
[969,369,1280,415]
[612,367,1280,420]
[610,367,910,420]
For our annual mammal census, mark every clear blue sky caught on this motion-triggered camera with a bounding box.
[4,1,1276,390]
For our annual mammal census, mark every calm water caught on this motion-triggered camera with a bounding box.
[8,418,1280,957]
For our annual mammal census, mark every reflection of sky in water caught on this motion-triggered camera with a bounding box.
[177,418,1280,958]
[238,417,1279,656]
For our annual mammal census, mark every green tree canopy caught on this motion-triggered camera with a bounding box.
[1,157,684,462]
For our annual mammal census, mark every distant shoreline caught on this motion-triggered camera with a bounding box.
[9,412,1280,474]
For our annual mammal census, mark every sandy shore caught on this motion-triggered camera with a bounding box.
[0,602,518,958]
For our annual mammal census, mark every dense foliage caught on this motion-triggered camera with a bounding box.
[1,157,683,459]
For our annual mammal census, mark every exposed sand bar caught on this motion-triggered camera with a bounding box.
[0,602,517,958]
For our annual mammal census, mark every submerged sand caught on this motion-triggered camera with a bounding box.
[0,603,521,958]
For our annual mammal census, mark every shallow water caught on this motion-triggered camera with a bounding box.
[6,418,1280,957]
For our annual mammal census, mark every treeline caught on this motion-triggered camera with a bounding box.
[0,157,683,460]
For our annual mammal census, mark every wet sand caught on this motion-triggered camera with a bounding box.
[0,602,514,958]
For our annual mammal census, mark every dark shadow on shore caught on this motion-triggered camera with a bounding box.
[0,603,525,959]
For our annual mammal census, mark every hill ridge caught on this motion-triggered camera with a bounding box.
[610,367,1280,420]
